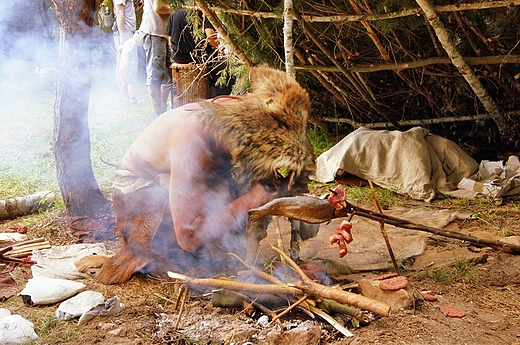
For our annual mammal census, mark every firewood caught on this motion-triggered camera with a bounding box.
[166,271,304,296]
[4,238,51,258]
[314,298,370,326]
[0,238,50,264]
[0,191,56,220]
[271,246,391,317]
[168,246,392,317]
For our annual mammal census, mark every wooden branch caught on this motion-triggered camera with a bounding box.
[190,1,520,23]
[315,298,370,325]
[167,271,304,296]
[321,112,520,128]
[248,196,520,254]
[193,0,252,67]
[0,191,56,220]
[294,55,520,73]
[294,9,400,127]
[416,0,511,143]
[271,246,391,317]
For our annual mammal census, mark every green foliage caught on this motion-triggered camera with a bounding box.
[307,127,334,157]
[345,185,401,209]
[418,256,478,284]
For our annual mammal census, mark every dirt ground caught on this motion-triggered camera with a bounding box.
[2,197,520,345]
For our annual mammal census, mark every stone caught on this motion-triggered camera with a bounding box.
[358,279,414,310]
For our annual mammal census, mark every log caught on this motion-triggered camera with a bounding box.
[0,191,56,220]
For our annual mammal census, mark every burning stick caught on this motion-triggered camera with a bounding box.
[270,246,391,317]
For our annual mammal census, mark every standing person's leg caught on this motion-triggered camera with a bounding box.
[114,34,128,100]
[143,34,168,117]
[161,43,174,110]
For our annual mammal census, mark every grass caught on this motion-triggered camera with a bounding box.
[418,255,479,284]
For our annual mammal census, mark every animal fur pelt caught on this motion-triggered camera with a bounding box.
[200,66,316,192]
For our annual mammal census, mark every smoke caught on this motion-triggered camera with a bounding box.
[0,1,149,193]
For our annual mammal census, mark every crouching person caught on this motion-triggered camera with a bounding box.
[76,66,316,284]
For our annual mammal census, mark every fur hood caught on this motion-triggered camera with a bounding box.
[199,66,316,192]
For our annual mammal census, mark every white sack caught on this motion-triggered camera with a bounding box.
[0,314,38,344]
[19,276,85,305]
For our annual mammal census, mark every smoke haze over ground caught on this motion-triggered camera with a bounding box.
[0,1,150,198]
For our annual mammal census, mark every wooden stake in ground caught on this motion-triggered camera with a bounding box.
[368,181,400,275]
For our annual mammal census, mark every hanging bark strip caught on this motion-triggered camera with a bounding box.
[248,195,520,254]
[415,0,513,143]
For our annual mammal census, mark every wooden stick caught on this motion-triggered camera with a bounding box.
[368,181,400,275]
[229,252,286,286]
[269,295,308,325]
[309,305,354,337]
[167,271,304,296]
[249,195,520,254]
[271,246,391,317]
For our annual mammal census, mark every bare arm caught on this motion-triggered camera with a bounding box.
[166,128,273,252]
[153,0,170,14]
[116,4,126,45]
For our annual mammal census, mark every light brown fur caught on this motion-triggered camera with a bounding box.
[76,66,316,284]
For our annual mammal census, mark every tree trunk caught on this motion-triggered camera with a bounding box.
[283,0,295,76]
[415,0,513,143]
[51,0,109,217]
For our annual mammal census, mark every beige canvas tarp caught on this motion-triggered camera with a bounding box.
[316,127,479,201]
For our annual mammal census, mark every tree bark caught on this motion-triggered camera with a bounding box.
[283,0,295,76]
[415,0,513,143]
[51,0,109,217]
[0,192,56,220]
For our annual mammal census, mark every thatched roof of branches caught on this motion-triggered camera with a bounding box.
[185,0,520,157]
